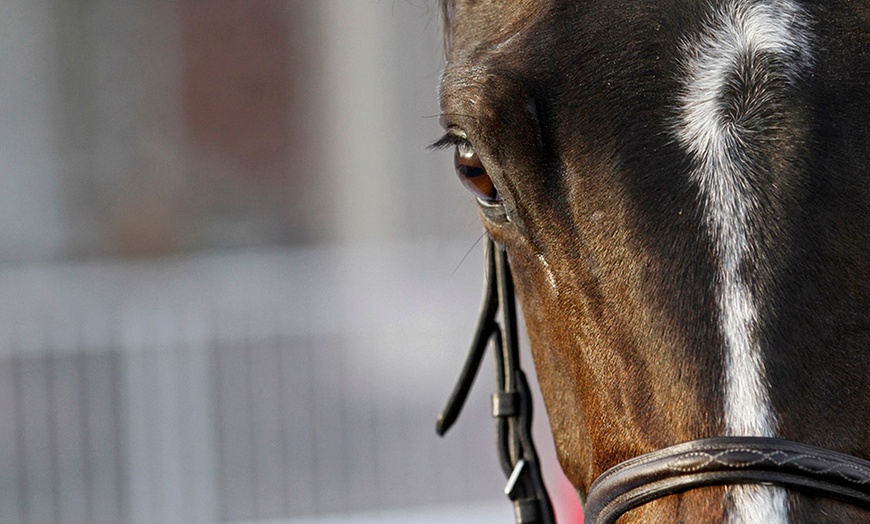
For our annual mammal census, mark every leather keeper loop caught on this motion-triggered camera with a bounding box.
[513,499,541,523]
[492,391,520,417]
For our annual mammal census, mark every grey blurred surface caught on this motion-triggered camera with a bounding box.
[0,240,517,522]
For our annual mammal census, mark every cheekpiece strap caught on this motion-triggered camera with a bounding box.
[436,237,555,524]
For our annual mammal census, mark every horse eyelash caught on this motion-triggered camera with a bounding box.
[428,132,470,151]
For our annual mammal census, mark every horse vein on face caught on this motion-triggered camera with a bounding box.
[675,1,812,522]
[536,253,557,293]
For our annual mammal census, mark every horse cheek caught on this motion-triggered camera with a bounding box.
[507,249,598,491]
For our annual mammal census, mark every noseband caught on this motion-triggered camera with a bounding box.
[438,237,870,523]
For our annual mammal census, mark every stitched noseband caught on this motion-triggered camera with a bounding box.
[585,437,870,523]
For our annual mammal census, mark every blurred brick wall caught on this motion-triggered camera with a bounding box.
[181,0,291,171]
[173,0,322,248]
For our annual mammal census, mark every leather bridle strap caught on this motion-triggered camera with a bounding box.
[584,436,870,524]
[437,237,555,524]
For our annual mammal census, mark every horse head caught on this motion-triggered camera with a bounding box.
[435,1,870,521]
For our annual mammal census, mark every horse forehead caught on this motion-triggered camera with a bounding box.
[448,0,548,55]
[440,1,566,140]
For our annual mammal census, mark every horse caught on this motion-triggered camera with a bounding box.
[432,1,870,522]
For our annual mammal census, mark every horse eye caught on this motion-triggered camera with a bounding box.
[454,142,500,202]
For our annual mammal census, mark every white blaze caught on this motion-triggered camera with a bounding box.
[675,1,811,522]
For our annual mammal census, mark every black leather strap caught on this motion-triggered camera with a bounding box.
[585,436,870,524]
[437,237,555,524]
[435,239,498,436]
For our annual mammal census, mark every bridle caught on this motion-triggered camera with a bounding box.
[437,237,555,524]
[437,236,870,523]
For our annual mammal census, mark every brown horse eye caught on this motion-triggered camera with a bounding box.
[454,143,500,202]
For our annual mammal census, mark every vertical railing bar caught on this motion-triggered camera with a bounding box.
[47,343,61,524]
[12,354,26,524]
[0,344,22,524]
[147,346,164,521]
[77,348,94,524]
[165,306,186,523]
[338,335,351,514]
[158,331,181,523]
[176,341,192,524]
[310,338,323,514]
[244,310,260,519]
[282,333,315,516]
[304,335,318,515]
[271,322,290,518]
[108,311,127,524]
[209,313,228,521]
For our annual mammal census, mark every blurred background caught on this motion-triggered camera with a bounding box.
[0,0,581,522]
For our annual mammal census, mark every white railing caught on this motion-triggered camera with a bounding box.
[0,240,525,523]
